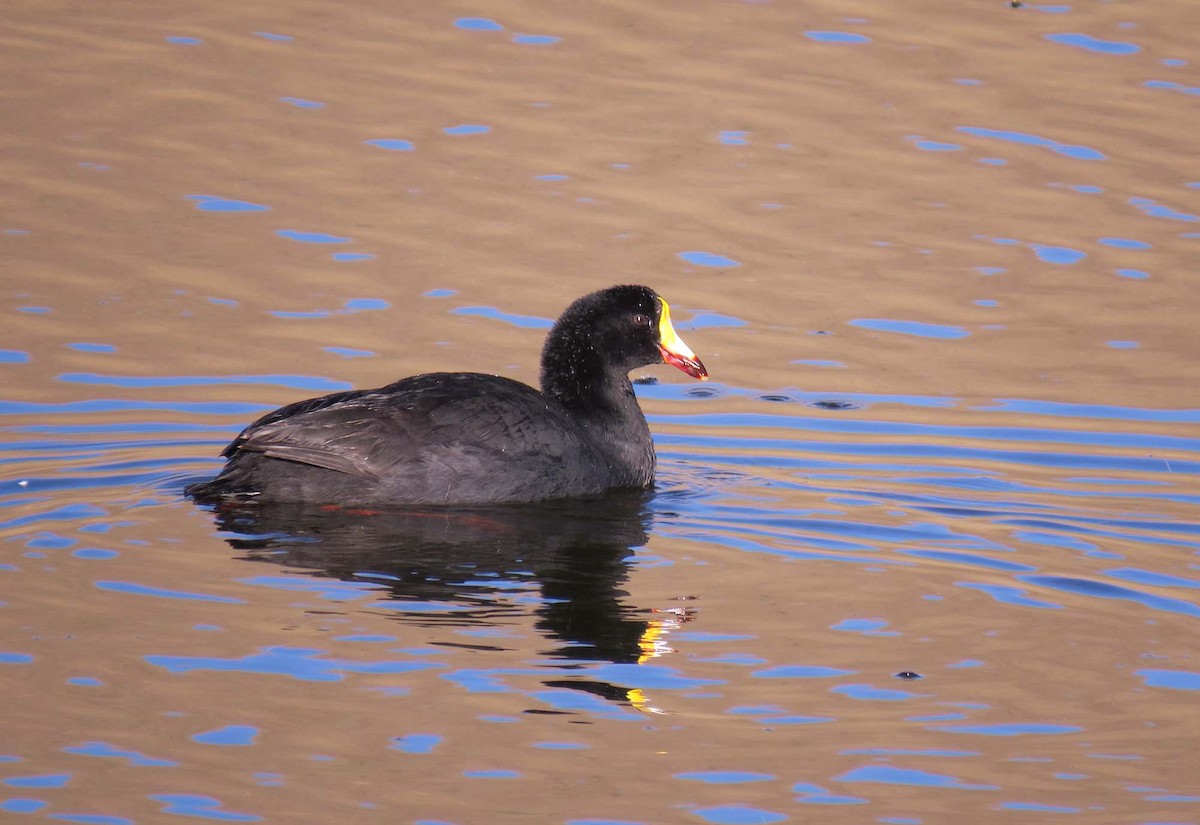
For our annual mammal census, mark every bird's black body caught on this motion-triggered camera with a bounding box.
[186,285,707,506]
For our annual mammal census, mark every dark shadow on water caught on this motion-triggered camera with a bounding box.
[199,490,662,667]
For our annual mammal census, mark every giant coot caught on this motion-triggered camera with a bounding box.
[186,285,708,505]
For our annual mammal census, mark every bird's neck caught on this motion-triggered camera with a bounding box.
[542,356,636,417]
[540,323,619,412]
[540,327,655,485]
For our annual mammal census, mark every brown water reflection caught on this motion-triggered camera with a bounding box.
[3,0,1200,822]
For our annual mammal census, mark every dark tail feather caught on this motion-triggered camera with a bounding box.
[184,478,224,501]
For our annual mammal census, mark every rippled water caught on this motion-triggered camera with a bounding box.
[4,0,1199,822]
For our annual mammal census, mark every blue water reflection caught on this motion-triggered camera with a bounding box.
[835,765,997,790]
[678,251,742,268]
[932,723,1081,736]
[1098,237,1151,249]
[998,801,1080,812]
[443,124,490,136]
[95,580,244,604]
[1128,196,1198,222]
[1044,33,1141,55]
[792,782,867,804]
[186,195,270,213]
[848,319,969,340]
[279,97,324,108]
[451,305,554,329]
[146,646,445,682]
[62,742,178,768]
[1029,243,1086,264]
[455,18,504,32]
[2,800,48,813]
[391,734,442,753]
[907,137,962,152]
[1144,79,1200,96]
[275,230,350,244]
[690,805,788,824]
[831,683,919,701]
[365,139,415,151]
[804,31,871,44]
[191,725,259,746]
[956,126,1105,160]
[56,374,351,391]
[1137,669,1200,690]
[150,795,261,822]
[512,34,560,45]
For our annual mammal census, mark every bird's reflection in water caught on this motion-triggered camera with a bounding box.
[204,489,689,714]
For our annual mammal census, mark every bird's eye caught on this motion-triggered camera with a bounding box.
[630,313,652,329]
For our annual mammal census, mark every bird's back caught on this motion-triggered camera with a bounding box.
[190,372,650,505]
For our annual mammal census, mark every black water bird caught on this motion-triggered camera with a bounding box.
[186,285,708,505]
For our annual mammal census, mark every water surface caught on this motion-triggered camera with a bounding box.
[3,0,1199,822]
